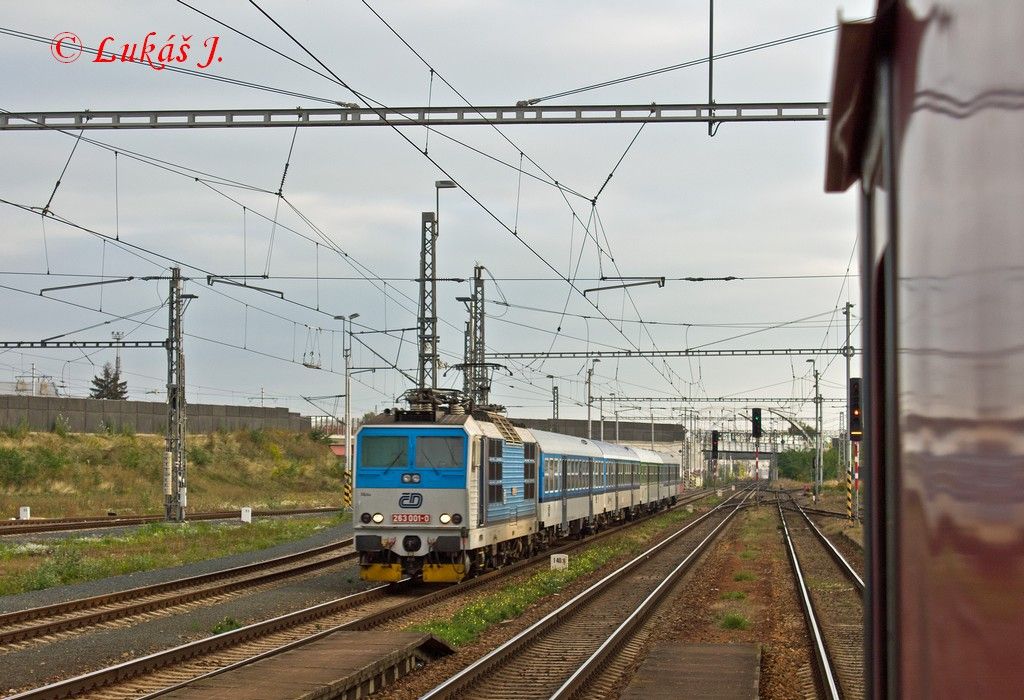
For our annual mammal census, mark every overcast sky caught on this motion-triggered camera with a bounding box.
[0,1,873,433]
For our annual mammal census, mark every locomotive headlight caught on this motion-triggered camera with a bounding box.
[452,513,463,524]
[372,512,384,523]
[360,512,371,524]
[439,513,452,524]
[401,473,412,483]
[411,473,421,483]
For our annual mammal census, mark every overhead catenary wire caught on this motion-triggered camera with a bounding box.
[0,200,560,406]
[522,22,858,105]
[240,0,684,394]
[0,93,835,405]
[3,8,859,414]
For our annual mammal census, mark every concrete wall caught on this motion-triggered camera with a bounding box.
[0,395,310,434]
[517,418,685,443]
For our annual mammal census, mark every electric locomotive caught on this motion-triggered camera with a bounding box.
[353,408,682,583]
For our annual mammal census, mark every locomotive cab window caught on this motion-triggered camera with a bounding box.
[359,436,408,467]
[415,436,465,468]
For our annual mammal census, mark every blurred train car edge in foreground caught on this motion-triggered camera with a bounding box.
[826,1,1024,698]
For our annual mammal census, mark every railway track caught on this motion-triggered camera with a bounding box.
[0,539,357,650]
[420,488,752,700]
[779,497,865,700]
[8,489,717,699]
[0,507,341,537]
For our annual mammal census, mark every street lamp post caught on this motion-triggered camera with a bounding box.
[650,402,656,450]
[335,313,359,493]
[806,358,822,498]
[546,374,559,421]
[610,392,619,442]
[435,179,457,230]
[586,359,600,439]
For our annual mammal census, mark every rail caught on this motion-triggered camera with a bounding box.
[778,501,841,700]
[421,488,751,699]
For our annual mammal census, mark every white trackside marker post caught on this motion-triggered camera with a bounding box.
[550,554,569,571]
[241,507,252,523]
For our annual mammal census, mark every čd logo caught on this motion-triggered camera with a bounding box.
[398,493,423,508]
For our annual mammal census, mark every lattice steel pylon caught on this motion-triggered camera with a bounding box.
[418,211,439,393]
[469,265,490,407]
[164,267,188,522]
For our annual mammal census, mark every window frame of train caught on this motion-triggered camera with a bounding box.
[523,442,538,500]
[543,456,560,496]
[486,438,504,505]
[359,434,409,468]
[415,435,465,468]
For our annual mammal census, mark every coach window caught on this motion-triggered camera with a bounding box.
[523,443,537,500]
[487,438,504,504]
[415,436,465,468]
[549,458,561,493]
[359,436,407,467]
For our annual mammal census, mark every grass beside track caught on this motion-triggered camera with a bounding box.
[0,513,344,596]
[0,428,344,518]
[410,496,723,647]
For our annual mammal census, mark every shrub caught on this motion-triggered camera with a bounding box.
[271,461,302,482]
[29,446,67,477]
[0,447,30,487]
[188,445,214,467]
[3,418,30,439]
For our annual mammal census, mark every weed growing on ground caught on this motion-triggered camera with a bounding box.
[721,612,750,630]
[733,571,756,581]
[52,414,70,437]
[739,548,758,560]
[2,418,30,439]
[721,590,747,600]
[211,617,243,634]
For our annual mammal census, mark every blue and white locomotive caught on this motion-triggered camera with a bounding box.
[353,409,683,583]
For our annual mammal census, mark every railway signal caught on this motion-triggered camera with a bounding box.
[751,407,762,438]
[849,378,863,442]
[711,430,720,460]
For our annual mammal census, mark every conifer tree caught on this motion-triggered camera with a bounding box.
[89,362,128,400]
